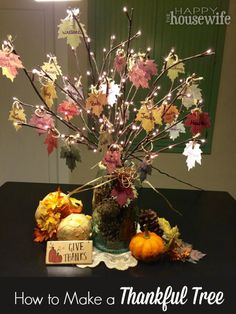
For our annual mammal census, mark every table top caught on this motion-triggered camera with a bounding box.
[0,181,235,313]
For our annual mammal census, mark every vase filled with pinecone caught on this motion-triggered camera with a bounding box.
[92,183,138,254]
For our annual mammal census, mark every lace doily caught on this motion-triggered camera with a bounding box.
[77,248,138,271]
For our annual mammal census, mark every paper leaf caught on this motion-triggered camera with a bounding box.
[99,81,120,106]
[180,84,202,109]
[103,149,122,174]
[183,141,202,171]
[166,121,186,141]
[58,18,87,48]
[57,101,79,120]
[41,81,57,109]
[60,145,81,171]
[85,92,107,117]
[166,57,185,82]
[9,105,27,130]
[161,104,179,124]
[185,111,211,135]
[0,50,24,81]
[41,58,62,81]
[29,112,55,134]
[136,104,162,133]
[44,132,58,155]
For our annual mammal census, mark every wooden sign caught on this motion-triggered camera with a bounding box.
[46,240,93,265]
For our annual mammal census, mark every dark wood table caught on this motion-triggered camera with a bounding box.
[0,182,235,313]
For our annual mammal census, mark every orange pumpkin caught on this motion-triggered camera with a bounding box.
[129,226,165,262]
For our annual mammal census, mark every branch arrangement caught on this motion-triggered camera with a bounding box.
[1,7,214,207]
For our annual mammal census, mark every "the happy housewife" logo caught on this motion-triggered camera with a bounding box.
[166,7,231,25]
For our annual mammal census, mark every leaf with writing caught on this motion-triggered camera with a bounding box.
[99,81,120,106]
[41,57,62,81]
[188,249,206,264]
[85,92,107,117]
[29,112,55,134]
[103,149,122,174]
[41,81,57,109]
[185,110,211,135]
[166,121,186,141]
[44,132,58,155]
[8,104,27,130]
[58,18,87,48]
[136,104,162,133]
[161,104,179,124]
[57,100,79,120]
[166,56,185,82]
[179,84,202,109]
[0,50,24,81]
[183,141,202,171]
[60,144,81,171]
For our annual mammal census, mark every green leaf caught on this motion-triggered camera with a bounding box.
[60,145,81,171]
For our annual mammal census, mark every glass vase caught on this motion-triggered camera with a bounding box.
[92,184,137,254]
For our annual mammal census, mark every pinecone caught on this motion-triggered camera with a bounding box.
[93,198,121,242]
[139,209,163,236]
[99,220,120,242]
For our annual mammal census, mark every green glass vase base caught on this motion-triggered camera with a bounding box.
[93,235,130,254]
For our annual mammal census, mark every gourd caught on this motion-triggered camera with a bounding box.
[129,226,165,262]
[57,213,91,241]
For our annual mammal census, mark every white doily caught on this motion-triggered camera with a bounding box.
[77,248,138,271]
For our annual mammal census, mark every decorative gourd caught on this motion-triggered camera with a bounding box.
[129,226,165,262]
[57,213,91,241]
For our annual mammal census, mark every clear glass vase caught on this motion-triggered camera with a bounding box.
[92,184,137,254]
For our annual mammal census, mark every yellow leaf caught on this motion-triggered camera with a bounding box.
[58,18,86,48]
[85,92,107,117]
[9,104,27,131]
[41,58,62,81]
[166,56,185,82]
[2,67,14,81]
[136,103,162,133]
[160,104,179,124]
[41,81,57,109]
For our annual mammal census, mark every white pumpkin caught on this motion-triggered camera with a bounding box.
[57,213,92,241]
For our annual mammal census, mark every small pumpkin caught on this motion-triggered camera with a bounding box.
[129,226,165,262]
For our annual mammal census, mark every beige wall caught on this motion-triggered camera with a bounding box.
[0,0,70,186]
[0,0,235,199]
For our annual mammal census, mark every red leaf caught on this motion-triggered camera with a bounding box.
[184,111,211,135]
[111,184,135,207]
[44,132,58,155]
[103,150,122,173]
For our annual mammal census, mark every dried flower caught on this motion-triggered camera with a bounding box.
[34,190,83,242]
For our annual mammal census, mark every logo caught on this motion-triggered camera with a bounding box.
[166,7,231,25]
